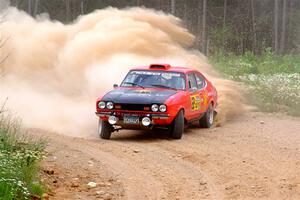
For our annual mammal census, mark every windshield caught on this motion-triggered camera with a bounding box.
[121,70,186,90]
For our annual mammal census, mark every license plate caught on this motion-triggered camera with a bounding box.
[124,116,139,124]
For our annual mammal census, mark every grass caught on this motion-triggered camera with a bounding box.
[0,104,46,200]
[210,49,300,116]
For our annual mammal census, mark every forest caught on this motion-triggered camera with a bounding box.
[3,0,300,115]
[8,0,300,56]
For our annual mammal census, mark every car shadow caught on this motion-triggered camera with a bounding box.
[111,129,171,142]
[110,122,207,142]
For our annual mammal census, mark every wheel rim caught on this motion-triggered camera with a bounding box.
[208,107,214,125]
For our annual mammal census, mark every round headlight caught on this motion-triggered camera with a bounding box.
[98,101,106,109]
[142,117,151,126]
[106,102,114,109]
[108,116,118,125]
[159,105,167,112]
[151,104,159,112]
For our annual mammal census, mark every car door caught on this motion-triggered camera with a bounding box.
[186,73,201,120]
[195,72,208,113]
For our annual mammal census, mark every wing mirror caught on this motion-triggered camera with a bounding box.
[113,84,118,88]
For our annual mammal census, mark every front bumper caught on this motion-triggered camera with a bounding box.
[95,111,173,126]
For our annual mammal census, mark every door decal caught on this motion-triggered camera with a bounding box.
[190,94,201,110]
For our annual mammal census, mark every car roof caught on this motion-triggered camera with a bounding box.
[130,64,197,74]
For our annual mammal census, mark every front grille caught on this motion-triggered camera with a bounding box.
[115,104,150,111]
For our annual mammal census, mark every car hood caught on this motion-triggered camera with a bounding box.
[101,88,178,104]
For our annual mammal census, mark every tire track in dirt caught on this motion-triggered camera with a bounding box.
[149,113,300,200]
[74,137,221,200]
[49,135,166,200]
[39,112,300,200]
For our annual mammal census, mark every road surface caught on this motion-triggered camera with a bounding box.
[37,112,300,200]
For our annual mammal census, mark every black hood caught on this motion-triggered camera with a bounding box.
[102,88,178,104]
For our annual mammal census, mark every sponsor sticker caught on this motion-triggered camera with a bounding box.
[131,71,161,76]
[133,90,151,94]
[190,94,201,110]
[161,73,181,79]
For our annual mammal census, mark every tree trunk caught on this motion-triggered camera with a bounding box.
[183,1,188,22]
[274,0,279,54]
[287,0,295,49]
[66,0,71,22]
[223,0,227,28]
[80,0,84,15]
[28,0,32,16]
[202,0,207,55]
[280,0,287,54]
[34,0,39,16]
[197,0,202,48]
[251,0,257,54]
[171,0,175,15]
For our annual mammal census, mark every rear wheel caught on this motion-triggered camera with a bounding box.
[199,103,214,128]
[170,110,184,139]
[98,119,112,139]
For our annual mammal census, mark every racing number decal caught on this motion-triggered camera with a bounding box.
[190,94,201,110]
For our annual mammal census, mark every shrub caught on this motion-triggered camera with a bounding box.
[210,50,300,116]
[238,73,300,115]
[0,105,46,199]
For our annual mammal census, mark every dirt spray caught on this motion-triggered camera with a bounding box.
[0,6,246,137]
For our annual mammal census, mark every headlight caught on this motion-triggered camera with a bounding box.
[98,101,106,109]
[106,102,114,109]
[159,105,167,112]
[151,104,159,112]
[142,117,151,126]
[108,116,118,125]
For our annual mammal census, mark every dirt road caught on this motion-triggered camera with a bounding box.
[37,112,300,200]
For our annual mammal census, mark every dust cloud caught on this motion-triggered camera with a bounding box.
[0,5,246,137]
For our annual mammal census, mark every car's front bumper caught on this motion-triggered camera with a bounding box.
[95,111,174,127]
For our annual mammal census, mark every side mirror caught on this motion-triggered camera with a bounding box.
[113,84,118,88]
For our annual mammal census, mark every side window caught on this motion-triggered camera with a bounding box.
[195,74,206,89]
[187,73,197,90]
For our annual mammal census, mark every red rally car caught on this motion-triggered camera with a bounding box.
[95,64,218,140]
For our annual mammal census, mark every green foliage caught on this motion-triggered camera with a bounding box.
[210,50,300,116]
[210,49,300,76]
[239,74,300,116]
[209,26,239,52]
[0,109,46,200]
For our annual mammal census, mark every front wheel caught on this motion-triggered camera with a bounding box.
[170,110,184,139]
[98,119,112,139]
[199,103,214,128]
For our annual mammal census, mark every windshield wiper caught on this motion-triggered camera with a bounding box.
[150,84,177,91]
[122,81,145,89]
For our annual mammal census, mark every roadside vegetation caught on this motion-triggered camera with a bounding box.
[0,104,46,200]
[210,49,300,116]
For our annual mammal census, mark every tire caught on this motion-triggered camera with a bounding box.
[199,103,214,128]
[170,110,184,139]
[98,119,112,139]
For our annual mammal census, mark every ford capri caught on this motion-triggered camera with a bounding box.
[95,64,218,139]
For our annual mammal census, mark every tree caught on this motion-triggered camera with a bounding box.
[65,0,70,22]
[223,0,227,28]
[7,0,300,55]
[80,0,84,15]
[34,0,39,16]
[171,0,175,15]
[28,0,32,15]
[250,0,257,53]
[274,0,279,54]
[202,0,207,54]
[280,0,287,54]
